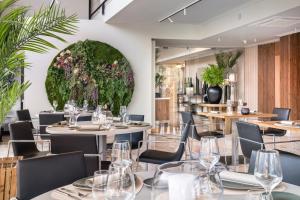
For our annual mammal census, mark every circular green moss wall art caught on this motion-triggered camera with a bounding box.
[45,40,134,115]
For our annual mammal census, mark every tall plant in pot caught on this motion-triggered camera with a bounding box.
[202,64,224,104]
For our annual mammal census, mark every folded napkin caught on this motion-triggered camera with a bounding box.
[279,121,294,125]
[168,174,195,200]
[219,171,261,187]
[77,125,100,131]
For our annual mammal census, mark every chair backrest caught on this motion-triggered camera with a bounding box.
[181,112,200,140]
[17,151,87,200]
[0,157,21,200]
[271,108,291,121]
[115,115,145,149]
[77,115,92,121]
[236,121,264,159]
[9,122,38,156]
[16,110,31,121]
[39,113,64,135]
[16,110,33,129]
[51,134,99,176]
[172,121,191,161]
[248,150,300,186]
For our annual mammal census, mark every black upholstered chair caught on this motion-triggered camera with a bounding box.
[236,121,265,159]
[17,151,87,200]
[16,109,34,129]
[39,113,64,137]
[51,134,111,176]
[8,121,49,158]
[77,115,92,121]
[261,108,291,137]
[248,150,300,186]
[137,121,190,166]
[114,115,145,149]
[181,112,223,141]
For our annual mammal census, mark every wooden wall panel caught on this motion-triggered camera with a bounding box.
[258,43,275,113]
[274,42,280,107]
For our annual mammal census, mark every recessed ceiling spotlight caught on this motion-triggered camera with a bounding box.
[243,40,247,44]
[217,37,222,42]
[168,17,174,23]
[183,8,187,16]
[253,38,257,42]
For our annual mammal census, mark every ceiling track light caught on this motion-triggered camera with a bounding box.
[159,0,202,23]
[243,40,248,44]
[168,17,174,23]
[217,37,222,42]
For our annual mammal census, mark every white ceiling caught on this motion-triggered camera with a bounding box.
[108,0,251,24]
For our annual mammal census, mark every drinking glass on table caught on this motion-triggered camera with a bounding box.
[254,150,282,200]
[111,140,132,166]
[199,136,220,173]
[119,106,127,123]
[92,170,109,199]
[83,99,89,112]
[73,107,81,126]
[105,164,135,200]
[53,100,58,112]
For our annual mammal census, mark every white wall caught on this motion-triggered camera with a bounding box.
[24,20,153,122]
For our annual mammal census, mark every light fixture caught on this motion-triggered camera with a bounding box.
[243,40,247,44]
[159,0,202,22]
[253,38,257,43]
[217,37,222,42]
[168,17,174,23]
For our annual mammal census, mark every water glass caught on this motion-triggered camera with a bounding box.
[111,140,131,166]
[53,100,58,112]
[119,106,127,123]
[254,150,282,200]
[92,170,109,199]
[199,136,220,173]
[105,164,135,200]
[73,107,80,126]
[83,99,89,112]
[64,101,70,113]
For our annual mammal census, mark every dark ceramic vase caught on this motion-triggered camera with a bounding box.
[207,86,222,104]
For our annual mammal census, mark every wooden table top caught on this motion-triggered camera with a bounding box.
[197,103,227,107]
[197,112,277,119]
[249,120,300,132]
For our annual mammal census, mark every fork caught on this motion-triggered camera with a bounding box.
[60,187,90,198]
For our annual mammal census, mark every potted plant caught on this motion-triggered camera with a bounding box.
[0,0,77,124]
[202,64,224,104]
[155,73,165,98]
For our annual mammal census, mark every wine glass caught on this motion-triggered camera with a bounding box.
[53,100,58,112]
[119,106,127,123]
[64,101,70,113]
[105,164,135,200]
[83,99,89,112]
[199,136,220,173]
[104,111,113,129]
[73,107,81,126]
[92,170,109,199]
[254,150,282,200]
[111,140,131,166]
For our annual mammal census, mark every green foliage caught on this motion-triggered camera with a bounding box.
[155,73,165,88]
[215,51,242,69]
[202,64,224,86]
[0,0,77,123]
[45,40,135,115]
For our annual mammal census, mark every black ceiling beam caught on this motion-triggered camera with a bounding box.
[89,0,108,19]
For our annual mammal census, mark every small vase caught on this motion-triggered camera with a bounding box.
[207,86,222,104]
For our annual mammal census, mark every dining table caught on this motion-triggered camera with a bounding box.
[197,112,277,166]
[46,122,152,157]
[32,171,300,200]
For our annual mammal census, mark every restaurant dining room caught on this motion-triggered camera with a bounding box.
[1,0,300,200]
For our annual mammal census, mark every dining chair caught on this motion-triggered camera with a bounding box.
[181,112,224,141]
[16,109,34,130]
[17,151,87,200]
[8,121,50,159]
[77,115,92,121]
[50,134,111,176]
[0,156,22,200]
[248,150,300,186]
[261,108,291,137]
[39,113,64,138]
[114,114,145,149]
[136,121,190,169]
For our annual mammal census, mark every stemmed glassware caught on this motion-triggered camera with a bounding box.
[83,99,89,112]
[105,164,135,200]
[119,106,128,124]
[53,100,58,113]
[199,136,220,173]
[73,107,81,126]
[111,140,132,166]
[254,150,283,200]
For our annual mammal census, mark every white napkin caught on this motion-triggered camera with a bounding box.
[219,171,261,187]
[168,174,195,200]
[279,120,294,125]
